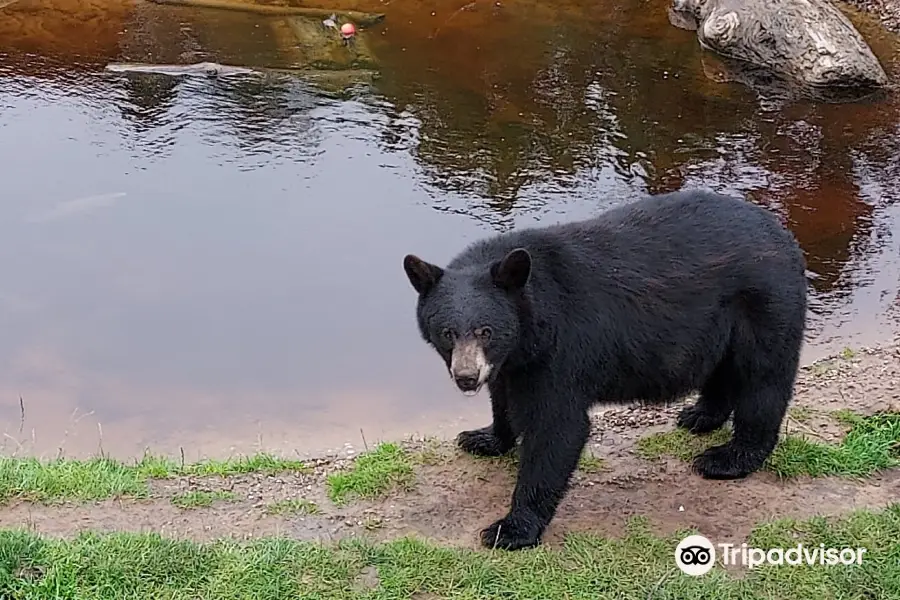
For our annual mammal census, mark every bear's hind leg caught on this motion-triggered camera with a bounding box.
[677,357,736,434]
[691,308,802,480]
[691,363,795,479]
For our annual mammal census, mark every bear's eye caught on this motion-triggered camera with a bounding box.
[441,328,456,341]
[475,326,492,341]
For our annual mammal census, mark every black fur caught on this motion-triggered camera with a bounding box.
[402,189,807,551]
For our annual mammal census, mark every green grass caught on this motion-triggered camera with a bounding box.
[577,452,607,474]
[264,498,321,516]
[326,443,414,505]
[170,490,237,509]
[1,505,898,599]
[635,427,733,462]
[787,406,815,423]
[0,457,149,503]
[137,453,309,478]
[840,347,858,360]
[636,411,900,478]
[0,453,309,504]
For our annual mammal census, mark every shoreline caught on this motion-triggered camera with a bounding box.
[2,331,896,466]
[0,341,896,544]
[0,341,897,597]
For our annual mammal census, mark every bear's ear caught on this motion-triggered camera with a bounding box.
[491,247,531,291]
[403,254,444,295]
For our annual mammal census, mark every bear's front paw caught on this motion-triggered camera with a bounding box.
[479,513,543,550]
[456,426,513,457]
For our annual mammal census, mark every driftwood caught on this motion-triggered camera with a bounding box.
[103,61,380,93]
[145,0,386,27]
[669,0,888,91]
[105,61,378,79]
[105,61,261,76]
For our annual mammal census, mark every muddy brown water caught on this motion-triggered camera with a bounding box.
[0,0,898,461]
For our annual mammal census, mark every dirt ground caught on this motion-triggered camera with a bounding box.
[844,0,900,33]
[1,343,898,549]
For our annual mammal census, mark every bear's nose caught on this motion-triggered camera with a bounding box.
[454,374,479,392]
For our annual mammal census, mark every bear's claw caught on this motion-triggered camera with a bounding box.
[692,443,760,480]
[480,514,542,550]
[456,426,513,457]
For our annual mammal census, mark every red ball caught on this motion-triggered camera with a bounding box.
[340,22,356,37]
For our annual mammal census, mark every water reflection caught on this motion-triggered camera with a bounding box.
[0,0,898,459]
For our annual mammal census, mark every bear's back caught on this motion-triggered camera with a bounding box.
[448,189,804,291]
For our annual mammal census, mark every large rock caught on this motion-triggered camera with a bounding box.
[670,0,889,91]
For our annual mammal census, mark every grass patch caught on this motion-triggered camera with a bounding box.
[326,443,414,505]
[0,453,308,504]
[264,498,321,516]
[635,427,732,462]
[636,412,900,478]
[137,453,309,478]
[832,408,862,426]
[171,490,237,509]
[578,451,607,474]
[767,411,900,478]
[787,406,815,423]
[0,505,898,599]
[840,346,858,360]
[0,457,149,503]
[409,438,455,466]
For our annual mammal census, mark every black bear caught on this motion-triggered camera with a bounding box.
[402,189,807,551]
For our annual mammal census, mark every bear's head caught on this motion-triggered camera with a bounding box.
[402,248,531,397]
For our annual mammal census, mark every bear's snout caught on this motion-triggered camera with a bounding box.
[450,339,492,397]
[454,374,480,393]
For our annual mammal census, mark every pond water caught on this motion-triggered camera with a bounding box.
[1,0,899,460]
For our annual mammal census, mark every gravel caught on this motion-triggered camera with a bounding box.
[843,0,900,33]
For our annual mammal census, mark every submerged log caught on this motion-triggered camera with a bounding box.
[669,0,889,91]
[105,61,378,79]
[105,61,261,76]
[145,0,386,27]
[104,61,379,92]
